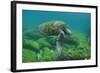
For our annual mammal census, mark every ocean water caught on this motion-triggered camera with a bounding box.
[22,10,91,63]
[22,10,91,35]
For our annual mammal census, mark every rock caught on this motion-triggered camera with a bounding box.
[23,30,44,40]
[37,38,52,48]
[41,47,56,61]
[23,39,40,52]
[22,49,38,62]
[46,36,57,46]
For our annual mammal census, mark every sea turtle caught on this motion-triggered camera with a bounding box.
[39,20,72,36]
[39,20,72,60]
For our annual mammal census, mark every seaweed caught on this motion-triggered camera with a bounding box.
[41,47,56,61]
[22,30,91,62]
[62,32,91,60]
[37,38,52,48]
[22,49,38,62]
[23,39,40,53]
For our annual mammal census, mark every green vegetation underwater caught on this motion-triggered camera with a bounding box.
[22,10,91,63]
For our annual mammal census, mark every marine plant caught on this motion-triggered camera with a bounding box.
[37,38,52,48]
[23,39,40,52]
[62,32,91,60]
[22,49,38,62]
[41,47,56,61]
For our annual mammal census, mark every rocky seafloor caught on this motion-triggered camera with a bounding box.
[22,30,91,63]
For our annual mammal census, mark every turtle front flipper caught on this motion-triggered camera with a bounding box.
[56,29,65,60]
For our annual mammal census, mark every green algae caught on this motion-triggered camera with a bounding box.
[22,31,91,63]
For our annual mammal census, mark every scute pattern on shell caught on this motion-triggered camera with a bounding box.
[39,21,68,35]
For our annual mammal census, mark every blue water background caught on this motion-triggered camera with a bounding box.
[22,10,91,37]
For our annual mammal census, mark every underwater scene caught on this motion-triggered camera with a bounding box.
[22,10,91,63]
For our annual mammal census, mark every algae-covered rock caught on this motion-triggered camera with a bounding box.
[31,41,40,50]
[63,48,81,60]
[46,36,57,46]
[63,44,75,49]
[64,32,90,49]
[50,49,56,60]
[22,49,38,62]
[23,39,31,48]
[23,30,44,40]
[62,44,90,60]
[40,47,56,61]
[72,32,87,44]
[23,39,40,52]
[62,32,91,60]
[78,47,90,59]
[64,35,79,47]
[37,38,51,48]
[42,47,50,52]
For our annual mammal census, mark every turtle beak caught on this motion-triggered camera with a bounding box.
[66,28,72,35]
